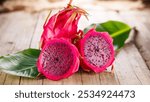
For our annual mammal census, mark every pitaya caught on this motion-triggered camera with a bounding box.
[40,0,87,48]
[79,29,115,73]
[37,38,80,81]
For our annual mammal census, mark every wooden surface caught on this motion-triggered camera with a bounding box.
[0,1,150,85]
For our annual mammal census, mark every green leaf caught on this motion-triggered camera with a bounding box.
[0,49,40,78]
[84,20,131,50]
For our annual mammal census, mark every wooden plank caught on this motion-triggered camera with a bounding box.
[3,75,21,85]
[100,71,120,85]
[119,11,150,70]
[43,79,62,85]
[114,45,141,85]
[115,43,150,84]
[63,70,82,85]
[0,11,39,85]
[81,71,101,85]
[123,43,150,84]
[20,78,42,85]
[0,72,6,85]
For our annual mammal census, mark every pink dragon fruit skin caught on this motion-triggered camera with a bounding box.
[79,29,115,73]
[40,5,86,49]
[37,38,80,81]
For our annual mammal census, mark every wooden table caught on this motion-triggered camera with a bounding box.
[0,1,150,85]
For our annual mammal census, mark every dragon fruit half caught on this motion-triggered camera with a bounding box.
[37,38,80,81]
[79,29,115,73]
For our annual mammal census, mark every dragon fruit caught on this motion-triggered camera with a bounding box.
[40,0,87,49]
[79,29,115,73]
[37,0,115,81]
[37,38,80,81]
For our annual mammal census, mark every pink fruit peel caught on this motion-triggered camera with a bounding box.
[40,2,87,49]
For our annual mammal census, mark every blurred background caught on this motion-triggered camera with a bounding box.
[0,0,150,13]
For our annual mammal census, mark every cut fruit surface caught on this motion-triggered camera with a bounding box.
[79,29,114,73]
[37,39,79,80]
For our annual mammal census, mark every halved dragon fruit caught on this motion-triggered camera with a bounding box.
[79,29,115,73]
[37,38,80,80]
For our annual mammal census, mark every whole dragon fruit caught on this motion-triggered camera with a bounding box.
[40,0,87,49]
[79,29,115,73]
[37,39,80,81]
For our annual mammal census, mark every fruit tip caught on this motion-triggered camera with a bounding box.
[69,0,73,5]
[74,6,89,20]
[67,0,73,8]
[44,10,52,27]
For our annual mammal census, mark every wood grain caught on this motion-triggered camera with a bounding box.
[0,11,38,85]
[120,10,150,70]
[81,71,101,85]
[115,43,150,85]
